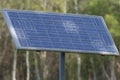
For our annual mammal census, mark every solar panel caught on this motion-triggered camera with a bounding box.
[2,9,119,55]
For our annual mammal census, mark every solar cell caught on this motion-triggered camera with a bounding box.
[2,9,119,55]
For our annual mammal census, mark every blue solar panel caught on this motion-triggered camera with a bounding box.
[2,9,119,55]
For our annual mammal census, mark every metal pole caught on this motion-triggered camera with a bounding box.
[59,52,65,80]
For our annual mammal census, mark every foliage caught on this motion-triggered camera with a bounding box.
[0,0,120,80]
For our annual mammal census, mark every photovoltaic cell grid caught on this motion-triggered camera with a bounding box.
[2,9,119,55]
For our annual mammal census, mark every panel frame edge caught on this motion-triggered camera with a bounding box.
[100,17,119,55]
[2,9,21,49]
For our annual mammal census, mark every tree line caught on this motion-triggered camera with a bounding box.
[0,0,120,80]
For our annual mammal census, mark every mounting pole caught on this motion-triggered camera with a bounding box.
[59,52,65,80]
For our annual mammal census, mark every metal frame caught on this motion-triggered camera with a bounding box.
[2,9,21,48]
